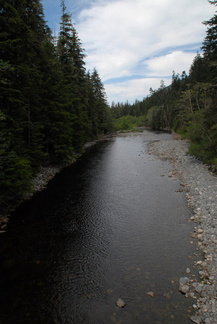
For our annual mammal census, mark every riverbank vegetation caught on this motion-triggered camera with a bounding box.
[1,0,216,212]
[114,115,145,131]
[0,0,113,211]
[112,0,217,169]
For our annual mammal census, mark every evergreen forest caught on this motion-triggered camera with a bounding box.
[0,0,113,210]
[0,0,217,212]
[112,0,217,170]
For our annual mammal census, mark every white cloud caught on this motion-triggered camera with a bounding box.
[74,0,214,102]
[105,77,171,104]
[145,51,196,76]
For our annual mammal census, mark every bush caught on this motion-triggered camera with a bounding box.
[114,115,143,131]
[188,136,217,167]
[0,151,32,210]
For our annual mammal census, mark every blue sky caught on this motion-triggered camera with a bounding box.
[42,0,214,104]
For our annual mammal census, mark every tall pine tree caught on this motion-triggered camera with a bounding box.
[202,0,217,82]
[90,68,113,134]
[0,0,56,166]
[57,0,90,151]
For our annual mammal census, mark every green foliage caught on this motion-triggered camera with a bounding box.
[0,152,32,210]
[188,138,217,167]
[0,0,114,211]
[111,2,217,168]
[0,111,32,210]
[114,115,143,131]
[146,106,162,130]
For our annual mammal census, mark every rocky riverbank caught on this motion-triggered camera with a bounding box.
[0,134,116,233]
[0,165,62,234]
[146,130,217,324]
[1,130,217,324]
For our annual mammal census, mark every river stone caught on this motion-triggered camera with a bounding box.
[190,315,202,324]
[179,277,189,285]
[179,284,190,294]
[179,277,190,294]
[146,291,154,297]
[116,298,126,308]
[192,283,203,294]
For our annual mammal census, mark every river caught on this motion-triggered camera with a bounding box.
[0,132,197,324]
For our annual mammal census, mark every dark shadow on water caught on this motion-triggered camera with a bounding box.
[0,134,197,324]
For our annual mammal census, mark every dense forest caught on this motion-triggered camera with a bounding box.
[0,0,216,212]
[112,0,217,169]
[0,0,113,210]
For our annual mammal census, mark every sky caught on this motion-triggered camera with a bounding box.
[42,0,214,104]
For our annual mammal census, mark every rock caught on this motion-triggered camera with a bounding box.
[199,270,209,279]
[179,277,190,294]
[179,277,189,285]
[190,315,202,324]
[201,261,208,268]
[116,298,126,308]
[186,268,191,273]
[179,284,190,294]
[146,291,154,297]
[204,319,212,324]
[195,261,203,266]
[192,282,203,294]
[189,292,196,299]
[146,132,217,324]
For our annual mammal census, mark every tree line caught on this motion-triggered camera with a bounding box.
[0,0,113,210]
[1,0,216,211]
[112,0,217,169]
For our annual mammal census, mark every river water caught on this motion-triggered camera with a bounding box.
[0,133,197,324]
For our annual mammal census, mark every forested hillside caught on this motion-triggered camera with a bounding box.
[112,0,217,169]
[0,0,113,210]
[1,0,216,212]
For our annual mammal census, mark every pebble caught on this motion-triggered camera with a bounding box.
[116,298,126,308]
[0,166,61,232]
[146,291,155,297]
[147,130,217,324]
[190,315,202,323]
[1,130,217,323]
[0,138,102,232]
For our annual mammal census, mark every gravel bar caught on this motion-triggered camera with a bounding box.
[1,130,217,324]
[145,130,217,324]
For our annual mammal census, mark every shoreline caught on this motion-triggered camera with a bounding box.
[0,131,149,232]
[0,134,115,233]
[147,131,217,324]
[1,130,216,323]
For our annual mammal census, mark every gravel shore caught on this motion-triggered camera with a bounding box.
[146,130,217,324]
[0,130,216,323]
[0,136,110,233]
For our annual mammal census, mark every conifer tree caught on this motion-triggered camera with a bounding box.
[202,0,217,83]
[57,0,91,150]
[90,68,113,134]
[0,0,113,209]
[0,0,57,206]
[0,0,55,166]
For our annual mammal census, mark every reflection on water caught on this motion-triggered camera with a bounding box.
[0,133,197,323]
